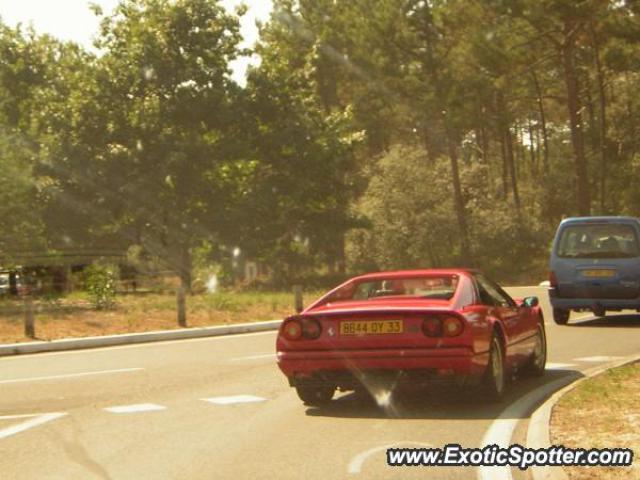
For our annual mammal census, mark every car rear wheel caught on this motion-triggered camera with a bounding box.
[552,308,570,325]
[523,323,546,377]
[482,333,505,402]
[295,383,335,406]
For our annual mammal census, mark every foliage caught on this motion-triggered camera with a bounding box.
[85,263,119,309]
[1,0,640,287]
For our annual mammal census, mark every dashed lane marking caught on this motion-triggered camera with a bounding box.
[230,353,276,361]
[0,367,144,385]
[201,395,266,405]
[104,403,166,413]
[0,412,67,440]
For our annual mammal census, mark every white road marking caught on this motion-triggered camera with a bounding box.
[348,441,434,474]
[104,403,166,413]
[0,414,49,420]
[0,412,67,440]
[546,362,577,370]
[201,395,266,405]
[477,376,579,480]
[575,356,623,363]
[0,367,144,385]
[231,353,276,361]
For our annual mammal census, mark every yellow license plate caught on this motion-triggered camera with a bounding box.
[340,320,403,335]
[582,269,616,278]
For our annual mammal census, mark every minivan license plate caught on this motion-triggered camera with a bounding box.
[582,269,616,278]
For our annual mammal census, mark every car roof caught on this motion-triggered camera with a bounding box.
[351,268,479,282]
[559,216,640,225]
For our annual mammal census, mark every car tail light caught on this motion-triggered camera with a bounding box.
[422,315,464,337]
[422,317,442,337]
[282,317,321,340]
[301,318,322,339]
[442,316,464,337]
[282,319,303,340]
[549,271,558,288]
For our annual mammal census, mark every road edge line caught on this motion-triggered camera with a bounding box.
[527,353,640,480]
[0,319,282,357]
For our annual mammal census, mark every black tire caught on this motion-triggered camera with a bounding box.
[482,332,506,402]
[295,383,335,406]
[523,323,547,377]
[552,308,570,325]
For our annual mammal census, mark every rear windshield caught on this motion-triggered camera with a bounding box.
[556,223,640,258]
[323,275,459,304]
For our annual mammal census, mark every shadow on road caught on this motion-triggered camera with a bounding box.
[305,369,583,420]
[570,314,640,328]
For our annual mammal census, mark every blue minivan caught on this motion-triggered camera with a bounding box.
[549,216,640,324]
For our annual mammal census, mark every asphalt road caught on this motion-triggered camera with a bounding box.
[2,286,640,480]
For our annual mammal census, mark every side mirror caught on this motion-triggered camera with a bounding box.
[523,296,539,308]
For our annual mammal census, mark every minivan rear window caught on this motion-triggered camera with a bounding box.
[556,223,640,258]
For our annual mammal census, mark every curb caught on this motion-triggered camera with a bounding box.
[527,353,640,480]
[0,319,282,357]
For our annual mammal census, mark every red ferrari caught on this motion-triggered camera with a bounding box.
[276,269,546,406]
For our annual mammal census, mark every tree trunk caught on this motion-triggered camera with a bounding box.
[531,70,550,174]
[527,117,537,173]
[562,21,590,215]
[179,244,192,295]
[590,22,608,214]
[500,132,508,199]
[505,127,521,211]
[423,127,437,163]
[445,132,471,265]
[420,2,470,264]
[534,117,542,168]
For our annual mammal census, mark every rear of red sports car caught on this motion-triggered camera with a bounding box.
[276,270,492,405]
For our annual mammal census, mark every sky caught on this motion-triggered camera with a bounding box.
[0,0,273,85]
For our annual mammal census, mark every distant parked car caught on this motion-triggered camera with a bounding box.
[549,216,640,325]
[276,269,546,406]
[0,273,28,296]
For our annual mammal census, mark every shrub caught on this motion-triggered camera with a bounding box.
[85,263,118,310]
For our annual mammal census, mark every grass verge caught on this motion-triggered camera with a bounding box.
[0,290,324,344]
[551,362,640,479]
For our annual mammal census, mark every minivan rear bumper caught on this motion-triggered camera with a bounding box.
[549,290,640,311]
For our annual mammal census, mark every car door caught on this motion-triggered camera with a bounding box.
[474,274,523,364]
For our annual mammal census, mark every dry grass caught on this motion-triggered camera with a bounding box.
[551,362,640,479]
[0,290,324,344]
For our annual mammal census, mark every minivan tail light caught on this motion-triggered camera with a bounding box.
[549,271,558,288]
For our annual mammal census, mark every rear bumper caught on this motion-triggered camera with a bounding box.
[277,347,487,382]
[549,289,640,310]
